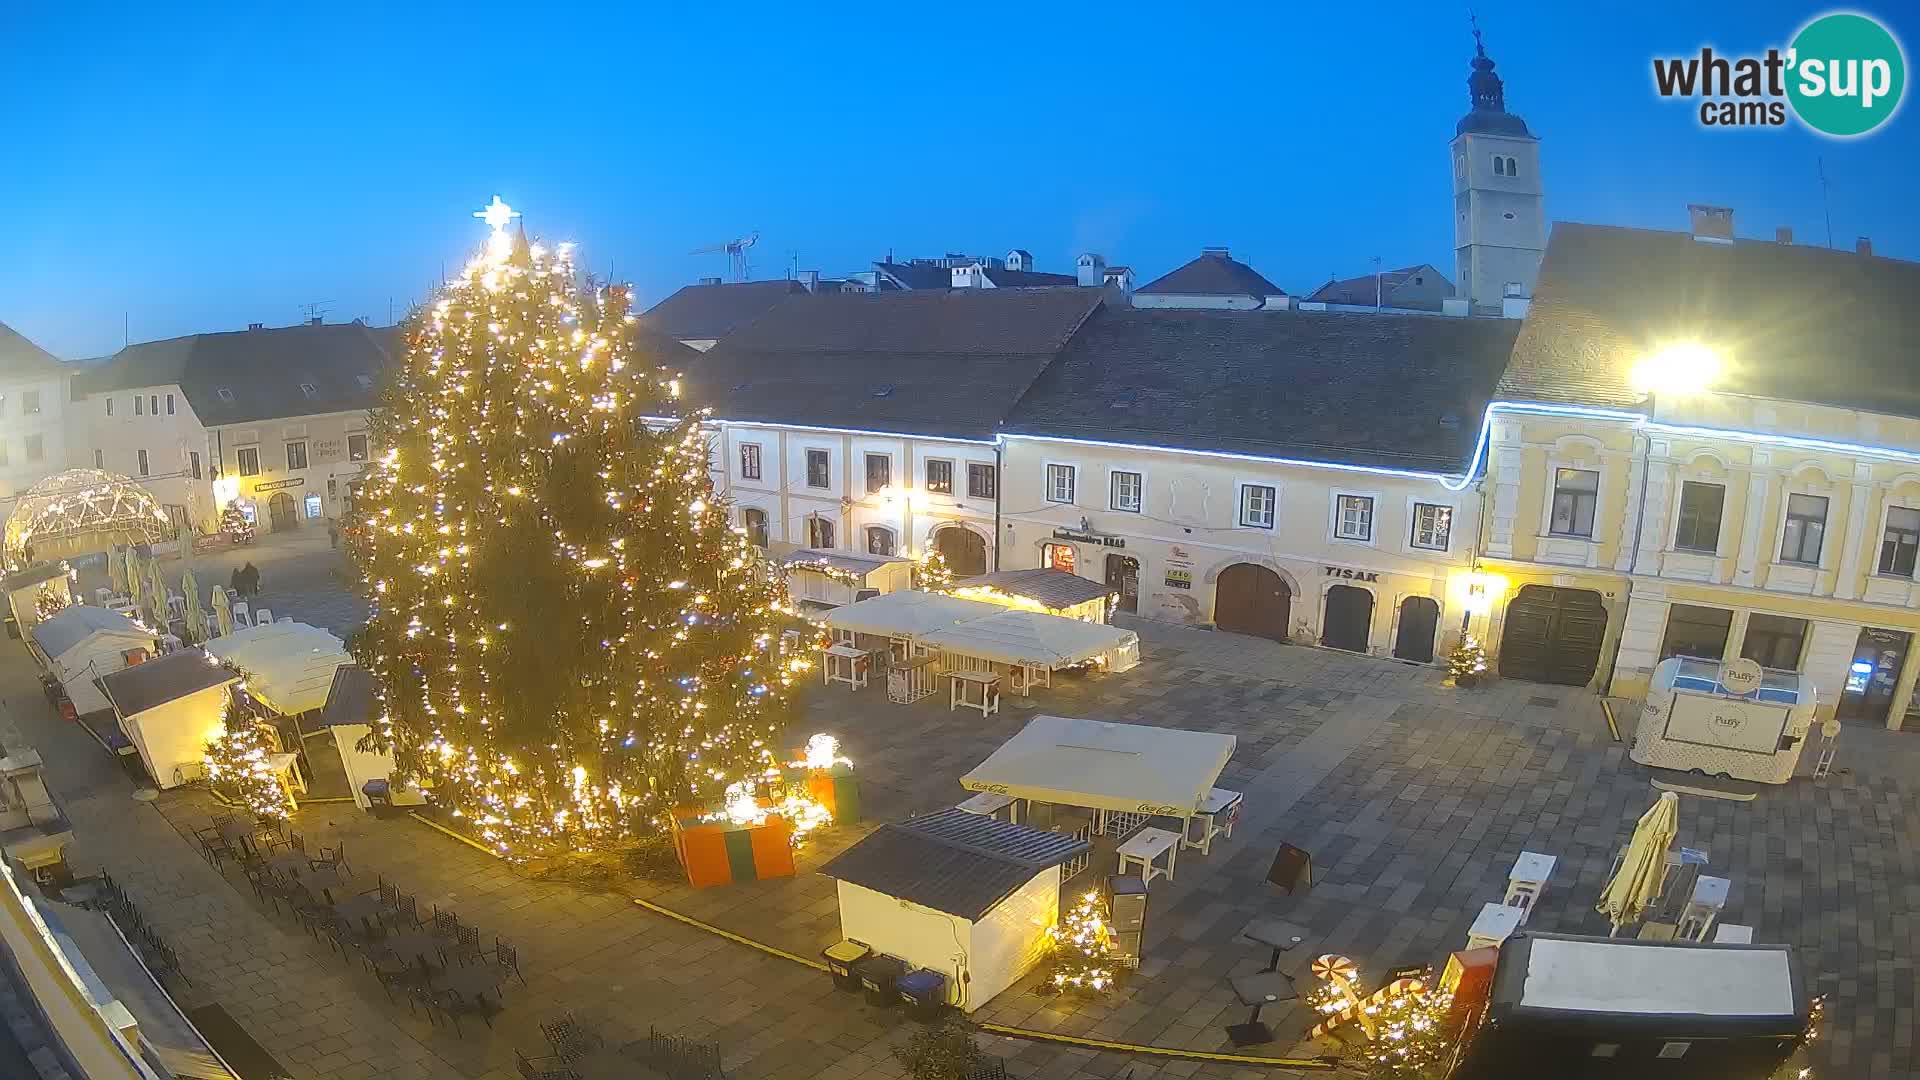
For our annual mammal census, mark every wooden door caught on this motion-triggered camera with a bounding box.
[1322,585,1374,653]
[1214,563,1290,642]
[1106,555,1139,614]
[1394,597,1441,663]
[1498,586,1607,686]
[934,527,987,577]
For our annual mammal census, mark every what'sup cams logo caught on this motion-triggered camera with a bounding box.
[1653,11,1906,136]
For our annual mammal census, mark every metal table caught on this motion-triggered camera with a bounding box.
[331,893,387,927]
[1239,917,1309,972]
[434,965,503,1006]
[1224,970,1297,1046]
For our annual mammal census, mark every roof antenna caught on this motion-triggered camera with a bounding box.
[1817,156,1835,249]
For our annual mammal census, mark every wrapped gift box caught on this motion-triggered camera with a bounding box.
[670,804,796,888]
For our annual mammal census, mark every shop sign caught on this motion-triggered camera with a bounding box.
[253,478,306,492]
[1165,569,1193,590]
[1053,527,1125,549]
[1324,565,1379,582]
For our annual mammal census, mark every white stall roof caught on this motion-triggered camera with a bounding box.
[921,610,1137,669]
[1520,937,1797,1018]
[203,621,351,715]
[30,605,147,662]
[960,715,1235,818]
[822,590,1003,640]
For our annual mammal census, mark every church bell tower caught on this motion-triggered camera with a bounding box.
[1450,23,1544,314]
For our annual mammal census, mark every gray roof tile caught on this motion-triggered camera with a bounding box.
[75,322,397,426]
[1137,250,1285,297]
[0,322,64,378]
[819,808,1090,920]
[641,279,806,341]
[955,569,1111,608]
[100,648,237,717]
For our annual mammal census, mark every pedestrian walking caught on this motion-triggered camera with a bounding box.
[327,519,340,549]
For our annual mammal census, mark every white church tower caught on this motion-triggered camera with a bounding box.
[1450,24,1544,315]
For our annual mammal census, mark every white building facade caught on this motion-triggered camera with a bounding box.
[0,324,74,504]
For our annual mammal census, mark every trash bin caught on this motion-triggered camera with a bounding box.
[362,779,393,817]
[823,940,871,992]
[853,954,907,1007]
[897,969,948,1022]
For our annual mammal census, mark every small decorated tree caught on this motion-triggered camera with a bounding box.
[915,547,955,592]
[35,586,66,620]
[219,504,255,545]
[1045,889,1118,995]
[204,694,293,822]
[1344,986,1459,1080]
[1445,634,1489,687]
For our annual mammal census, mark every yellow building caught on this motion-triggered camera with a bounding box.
[1480,211,1920,729]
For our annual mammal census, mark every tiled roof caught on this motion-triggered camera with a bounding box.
[982,268,1079,288]
[688,288,1103,440]
[99,648,237,718]
[75,322,397,426]
[1137,250,1285,297]
[322,664,374,728]
[1005,307,1519,472]
[1307,265,1449,310]
[641,279,806,341]
[955,569,1111,608]
[30,605,147,659]
[874,262,957,290]
[819,808,1090,921]
[1501,223,1920,417]
[0,322,64,379]
[0,563,69,592]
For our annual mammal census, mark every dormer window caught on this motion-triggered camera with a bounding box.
[217,388,234,402]
[355,373,373,390]
[299,382,318,398]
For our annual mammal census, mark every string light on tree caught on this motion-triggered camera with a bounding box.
[914,547,954,592]
[1445,634,1489,687]
[35,587,66,620]
[204,689,294,822]
[346,198,808,861]
[1046,889,1118,995]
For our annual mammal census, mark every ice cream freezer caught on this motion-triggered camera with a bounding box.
[1631,657,1816,784]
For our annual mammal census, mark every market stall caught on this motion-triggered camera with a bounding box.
[781,550,913,618]
[320,664,425,811]
[948,568,1114,623]
[959,714,1236,842]
[97,647,241,789]
[819,808,1090,1012]
[28,605,154,716]
[1631,657,1816,784]
[2,562,72,636]
[204,621,354,797]
[918,609,1140,694]
[820,590,1004,664]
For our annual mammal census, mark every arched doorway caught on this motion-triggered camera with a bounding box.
[1105,554,1139,614]
[1499,585,1607,686]
[933,526,987,577]
[1322,585,1374,653]
[268,491,299,532]
[1214,563,1291,642]
[1393,597,1441,663]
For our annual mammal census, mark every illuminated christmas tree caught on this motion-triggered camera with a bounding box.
[914,547,955,591]
[1445,634,1489,687]
[34,586,66,620]
[347,199,805,860]
[1046,889,1118,995]
[204,693,293,822]
[219,504,255,545]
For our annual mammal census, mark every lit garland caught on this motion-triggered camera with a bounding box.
[1306,963,1459,1080]
[204,691,294,822]
[1045,889,1117,995]
[346,200,809,861]
[785,558,866,586]
[219,504,255,545]
[35,587,66,620]
[914,548,955,592]
[1446,634,1489,687]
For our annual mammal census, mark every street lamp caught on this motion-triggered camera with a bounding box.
[1629,342,1723,396]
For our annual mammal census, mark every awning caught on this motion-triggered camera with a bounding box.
[952,568,1112,610]
[203,621,351,715]
[822,590,1004,641]
[782,550,910,578]
[919,609,1137,669]
[960,714,1235,818]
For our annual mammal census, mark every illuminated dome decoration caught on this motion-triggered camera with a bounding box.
[2,469,173,569]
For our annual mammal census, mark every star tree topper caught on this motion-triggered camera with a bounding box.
[473,195,520,261]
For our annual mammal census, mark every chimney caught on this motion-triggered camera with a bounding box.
[794,269,820,293]
[697,276,723,286]
[308,316,323,326]
[1076,253,1107,287]
[1201,246,1231,259]
[1687,204,1735,244]
[1776,226,1793,245]
[247,322,265,331]
[1857,237,1874,257]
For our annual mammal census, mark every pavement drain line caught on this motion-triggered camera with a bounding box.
[406,812,1333,1070]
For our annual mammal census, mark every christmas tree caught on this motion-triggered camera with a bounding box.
[347,199,805,860]
[35,586,66,620]
[219,504,254,545]
[1046,889,1118,995]
[204,692,293,822]
[1445,634,1489,687]
[914,547,955,592]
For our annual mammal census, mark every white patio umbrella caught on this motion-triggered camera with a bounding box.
[211,580,233,637]
[182,569,204,642]
[1598,792,1679,936]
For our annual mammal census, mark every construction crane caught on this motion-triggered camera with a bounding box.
[689,231,759,282]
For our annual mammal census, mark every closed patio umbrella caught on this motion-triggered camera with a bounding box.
[107,547,127,593]
[148,557,170,627]
[182,569,204,642]
[1598,791,1679,936]
[126,551,144,611]
[211,580,232,637]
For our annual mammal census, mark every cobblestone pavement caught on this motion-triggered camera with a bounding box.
[8,555,1916,1077]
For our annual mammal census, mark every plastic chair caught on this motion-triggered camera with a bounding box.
[253,607,273,624]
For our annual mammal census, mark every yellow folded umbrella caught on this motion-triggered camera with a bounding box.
[1598,791,1679,935]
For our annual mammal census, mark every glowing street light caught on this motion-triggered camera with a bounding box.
[1629,342,1723,396]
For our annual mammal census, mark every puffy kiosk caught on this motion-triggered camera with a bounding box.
[1632,657,1816,784]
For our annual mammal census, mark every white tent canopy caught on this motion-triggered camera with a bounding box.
[203,621,351,715]
[822,590,1004,641]
[920,610,1138,670]
[960,715,1235,818]
[29,605,153,715]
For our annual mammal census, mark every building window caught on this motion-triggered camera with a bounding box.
[865,453,891,495]
[1046,464,1076,504]
[1549,468,1600,537]
[1411,503,1452,551]
[805,515,835,549]
[286,440,309,471]
[967,462,996,499]
[135,395,145,415]
[347,434,368,462]
[1493,155,1506,176]
[237,447,260,477]
[739,443,762,480]
[1780,493,1828,565]
[1879,507,1920,577]
[926,459,953,495]
[166,393,175,415]
[805,449,831,489]
[866,526,896,556]
[189,451,202,479]
[22,390,39,414]
[1335,495,1374,541]
[299,383,318,399]
[217,388,233,402]
[356,373,373,390]
[1659,604,1733,661]
[137,449,150,476]
[106,398,114,417]
[1673,481,1725,553]
[742,507,768,547]
[1110,470,1142,513]
[149,394,158,415]
[93,449,104,469]
[1240,484,1276,529]
[1042,542,1076,573]
[25,434,43,461]
[1741,613,1809,671]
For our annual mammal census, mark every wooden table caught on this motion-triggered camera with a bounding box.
[823,644,870,690]
[956,791,1023,825]
[945,669,1000,717]
[1466,901,1524,951]
[1183,787,1242,854]
[1116,827,1181,885]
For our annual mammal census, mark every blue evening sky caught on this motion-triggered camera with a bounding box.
[2,1,1914,359]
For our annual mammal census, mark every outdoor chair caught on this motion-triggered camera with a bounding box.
[431,906,460,941]
[369,950,420,1005]
[253,607,273,624]
[311,841,351,877]
[288,888,333,940]
[435,985,502,1036]
[486,937,527,987]
[385,892,419,930]
[541,1013,603,1063]
[450,923,484,967]
[378,879,400,911]
[516,1050,581,1080]
[241,866,283,915]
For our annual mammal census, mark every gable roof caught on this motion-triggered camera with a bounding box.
[99,648,238,718]
[874,262,958,290]
[1501,223,1920,417]
[688,288,1104,440]
[0,322,64,379]
[954,568,1112,609]
[981,267,1079,288]
[1138,249,1285,298]
[818,808,1089,920]
[76,322,397,426]
[1006,306,1519,472]
[322,663,375,728]
[641,279,807,341]
[30,605,148,659]
[1307,265,1451,310]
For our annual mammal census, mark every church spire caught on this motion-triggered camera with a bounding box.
[1468,14,1507,113]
